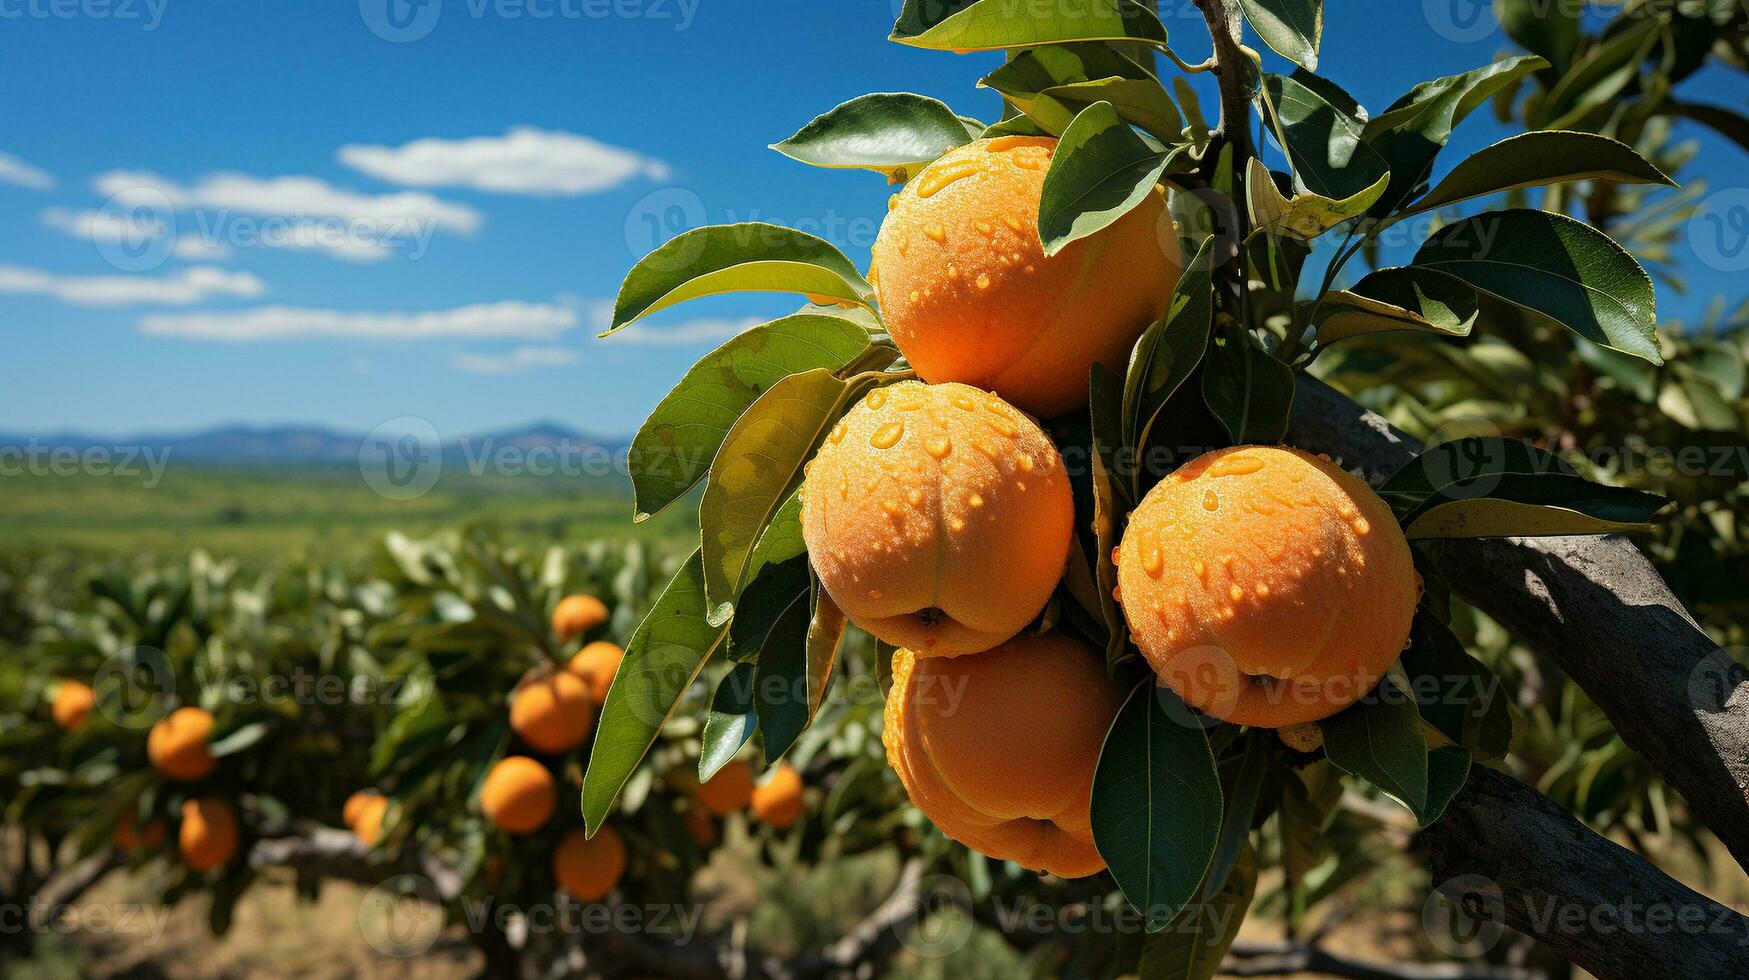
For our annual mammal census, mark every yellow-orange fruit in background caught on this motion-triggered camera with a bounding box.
[552,594,609,642]
[510,670,595,754]
[343,790,380,828]
[566,641,624,702]
[553,825,627,902]
[179,797,238,872]
[51,680,95,730]
[353,795,390,846]
[695,759,754,816]
[481,756,556,834]
[882,635,1125,878]
[802,380,1073,657]
[870,136,1180,418]
[147,707,218,782]
[1116,446,1418,728]
[683,809,717,849]
[115,810,166,852]
[750,763,804,830]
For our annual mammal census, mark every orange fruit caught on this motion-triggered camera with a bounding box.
[883,634,1125,878]
[750,763,805,830]
[115,810,166,852]
[1116,446,1419,728]
[801,380,1073,657]
[509,670,595,754]
[147,707,218,782]
[552,825,627,903]
[353,795,390,846]
[178,797,238,872]
[51,680,96,730]
[342,789,380,828]
[480,756,556,834]
[695,759,754,816]
[551,594,609,642]
[566,641,624,702]
[870,136,1180,418]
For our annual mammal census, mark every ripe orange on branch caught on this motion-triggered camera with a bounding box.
[50,680,95,731]
[802,380,1073,657]
[115,810,166,852]
[870,136,1179,418]
[510,669,595,754]
[552,593,610,642]
[1116,446,1419,728]
[179,797,238,872]
[553,825,627,902]
[695,759,755,816]
[147,706,218,782]
[566,641,624,701]
[750,762,804,829]
[481,756,557,834]
[882,635,1125,878]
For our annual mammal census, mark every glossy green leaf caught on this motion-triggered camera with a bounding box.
[1422,746,1471,826]
[630,315,874,522]
[1137,842,1257,980]
[1400,610,1511,762]
[742,490,806,593]
[1497,0,1578,75]
[1125,239,1214,461]
[583,551,725,834]
[604,224,874,336]
[1089,364,1128,663]
[727,555,810,663]
[891,0,1168,53]
[1413,210,1660,364]
[799,585,846,723]
[772,93,976,182]
[700,368,848,624]
[752,584,813,763]
[981,44,1180,140]
[1091,683,1223,931]
[1406,496,1662,539]
[1201,323,1294,444]
[1401,131,1674,219]
[1245,158,1358,240]
[700,663,758,781]
[1313,266,1479,344]
[1258,72,1391,221]
[1320,667,1428,816]
[1237,0,1321,70]
[1038,101,1172,255]
[1537,19,1659,130]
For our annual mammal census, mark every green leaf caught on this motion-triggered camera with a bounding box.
[1258,71,1392,220]
[1205,737,1266,897]
[700,368,848,625]
[772,93,976,183]
[1320,667,1428,816]
[1406,495,1664,539]
[1245,158,1360,240]
[1089,365,1128,663]
[1537,19,1659,130]
[1038,101,1172,256]
[603,224,874,336]
[700,663,758,782]
[1382,438,1665,532]
[727,555,811,663]
[1497,0,1578,75]
[1091,683,1223,931]
[1237,0,1321,70]
[1669,101,1749,156]
[1413,209,1660,364]
[1201,323,1294,444]
[206,721,270,758]
[742,491,807,594]
[891,0,1168,53]
[1137,842,1257,980]
[752,584,813,763]
[1400,611,1511,762]
[630,315,875,522]
[1400,132,1674,219]
[1312,266,1479,344]
[583,551,725,834]
[1421,746,1471,826]
[1125,239,1214,459]
[981,44,1181,141]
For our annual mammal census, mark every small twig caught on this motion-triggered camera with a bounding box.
[1224,940,1540,980]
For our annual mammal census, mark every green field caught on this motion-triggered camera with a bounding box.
[0,465,698,564]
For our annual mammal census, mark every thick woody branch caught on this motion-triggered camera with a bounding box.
[1289,375,1749,871]
[1193,0,1257,166]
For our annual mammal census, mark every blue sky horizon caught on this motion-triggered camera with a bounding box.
[4,0,1744,440]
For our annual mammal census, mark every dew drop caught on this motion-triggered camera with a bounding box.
[968,493,984,508]
[1142,548,1163,576]
[866,389,887,411]
[950,391,976,411]
[882,498,903,515]
[1208,453,1264,478]
[907,488,924,506]
[975,219,994,236]
[869,589,884,600]
[870,420,905,449]
[924,434,952,459]
[924,224,946,243]
[1229,584,1244,602]
[1002,214,1023,233]
[1017,455,1034,473]
[1255,582,1270,598]
[1352,517,1371,535]
[946,262,959,280]
[975,273,992,290]
[1202,490,1219,511]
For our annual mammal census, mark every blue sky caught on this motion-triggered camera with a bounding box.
[2,0,1743,438]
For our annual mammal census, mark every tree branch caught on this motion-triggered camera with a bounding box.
[1289,375,1749,871]
[1423,768,1749,979]
[1224,938,1539,979]
[1193,0,1256,166]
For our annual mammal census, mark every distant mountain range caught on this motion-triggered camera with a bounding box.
[0,422,628,467]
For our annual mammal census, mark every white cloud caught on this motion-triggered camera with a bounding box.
[172,237,235,261]
[452,345,579,374]
[138,301,579,342]
[41,205,163,242]
[0,263,263,307]
[92,170,482,234]
[600,315,762,346]
[338,127,668,196]
[0,152,55,191]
